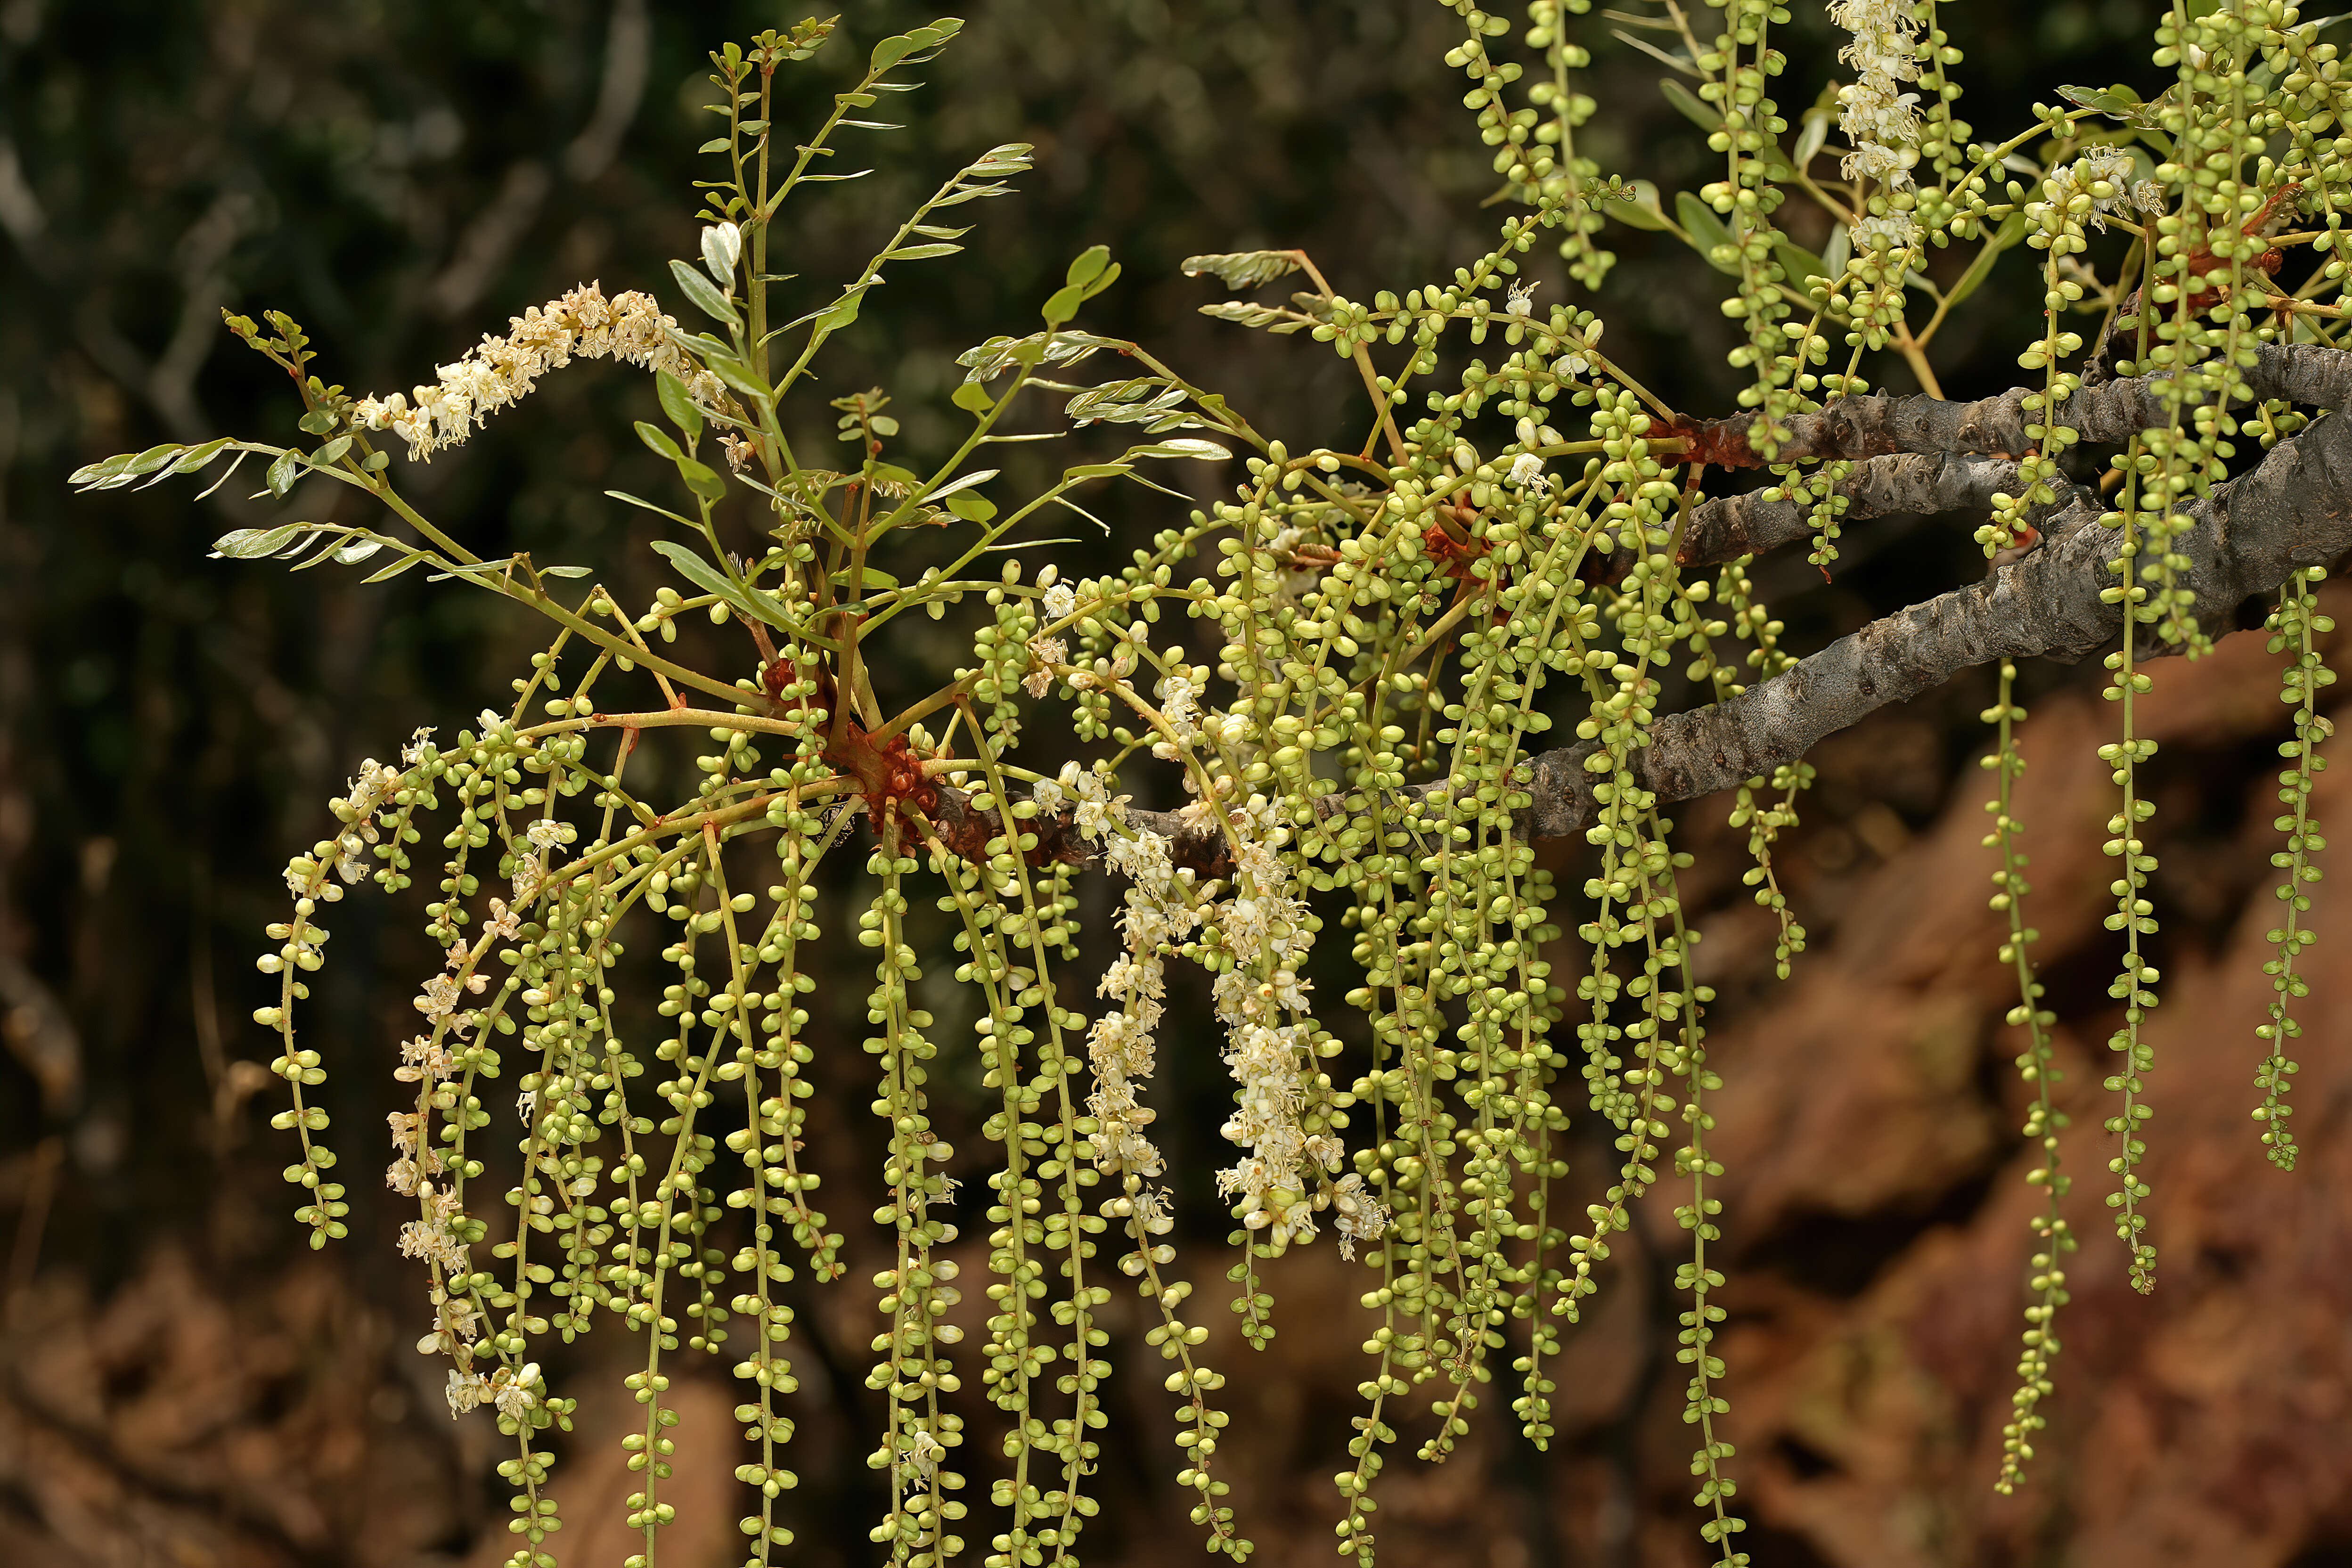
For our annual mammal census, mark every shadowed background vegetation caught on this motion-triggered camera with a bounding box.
[6,2,2350,1565]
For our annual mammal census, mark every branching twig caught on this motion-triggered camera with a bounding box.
[999,359,2352,878]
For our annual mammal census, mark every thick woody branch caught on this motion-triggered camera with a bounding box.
[1678,343,2352,466]
[1677,453,2093,571]
[1542,402,2352,839]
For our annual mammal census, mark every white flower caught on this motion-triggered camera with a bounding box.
[1508,452,1548,494]
[396,1034,457,1084]
[399,1213,469,1274]
[1159,675,1201,740]
[492,1362,541,1420]
[1043,583,1078,621]
[1330,1173,1391,1261]
[1855,211,1922,249]
[351,283,727,464]
[476,709,503,734]
[899,1428,947,1479]
[1025,635,1066,698]
[2073,150,2138,231]
[1029,777,1065,817]
[387,1109,422,1156]
[1063,762,1128,841]
[1503,278,1538,318]
[333,825,374,884]
[446,1369,488,1418]
[1828,0,1925,194]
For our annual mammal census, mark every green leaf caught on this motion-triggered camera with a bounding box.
[1127,438,1231,461]
[677,457,728,502]
[1774,241,1828,286]
[165,437,235,476]
[1674,191,1740,275]
[1041,285,1085,328]
[636,420,685,462]
[604,489,700,527]
[1822,222,1852,283]
[831,565,900,592]
[817,292,864,332]
[650,540,741,598]
[966,142,1031,177]
[926,468,999,502]
[361,551,430,584]
[649,540,798,627]
[1067,462,1131,479]
[869,19,961,75]
[1794,108,1829,168]
[701,221,742,286]
[1609,27,1698,76]
[212,524,302,559]
[1065,244,1112,290]
[1942,211,2028,312]
[67,452,132,487]
[884,242,962,261]
[539,565,594,578]
[657,371,704,441]
[1660,77,1718,134]
[311,434,352,467]
[944,490,996,522]
[121,444,185,479]
[697,137,732,154]
[1179,251,1302,291]
[266,450,300,498]
[668,257,742,330]
[707,355,773,404]
[1607,180,1668,231]
[951,381,995,414]
[2058,83,2141,118]
[930,180,1013,207]
[297,409,336,435]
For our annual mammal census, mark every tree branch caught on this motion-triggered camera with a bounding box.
[940,353,2352,879]
[1676,452,2092,571]
[1679,343,2352,464]
[1541,399,2352,843]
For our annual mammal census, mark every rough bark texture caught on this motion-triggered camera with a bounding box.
[1675,453,2091,571]
[1682,342,2352,463]
[1609,371,2352,828]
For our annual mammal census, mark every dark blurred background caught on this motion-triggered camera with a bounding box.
[7,2,2352,1565]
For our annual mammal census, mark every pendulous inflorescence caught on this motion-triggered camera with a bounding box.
[65,4,2352,1564]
